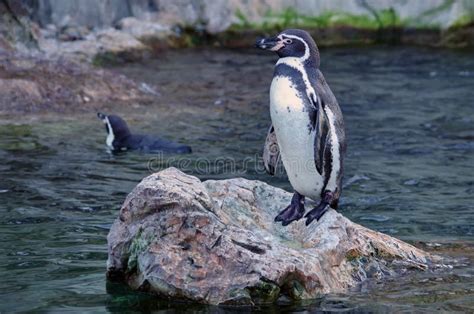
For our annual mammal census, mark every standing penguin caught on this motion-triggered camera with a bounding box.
[257,29,346,226]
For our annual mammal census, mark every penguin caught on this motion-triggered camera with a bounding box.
[257,29,346,226]
[97,112,192,154]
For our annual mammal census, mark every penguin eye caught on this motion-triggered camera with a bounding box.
[283,38,292,45]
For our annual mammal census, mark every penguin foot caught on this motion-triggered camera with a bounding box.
[275,192,305,226]
[305,191,336,226]
[304,202,329,226]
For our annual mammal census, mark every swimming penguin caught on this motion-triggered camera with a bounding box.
[257,29,346,226]
[97,112,192,154]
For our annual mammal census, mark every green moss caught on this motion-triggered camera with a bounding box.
[230,7,406,32]
[92,52,120,67]
[127,229,155,273]
[378,8,402,27]
[235,9,251,29]
[299,12,333,28]
[450,14,474,29]
[272,7,300,28]
[166,26,212,48]
[93,48,147,66]
[247,280,280,303]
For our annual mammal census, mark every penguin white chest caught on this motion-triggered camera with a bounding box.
[270,75,323,199]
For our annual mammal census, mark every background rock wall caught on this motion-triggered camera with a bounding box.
[0,0,37,51]
[25,0,474,33]
[1,1,473,62]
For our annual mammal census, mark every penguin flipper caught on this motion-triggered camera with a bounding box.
[311,95,329,176]
[263,124,281,176]
[315,104,329,175]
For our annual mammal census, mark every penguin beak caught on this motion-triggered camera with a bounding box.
[255,36,283,51]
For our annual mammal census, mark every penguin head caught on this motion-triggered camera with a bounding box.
[256,29,320,65]
[97,112,131,149]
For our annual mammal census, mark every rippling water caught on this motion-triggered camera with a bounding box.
[0,46,473,312]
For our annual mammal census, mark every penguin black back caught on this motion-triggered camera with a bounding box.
[101,114,131,141]
[108,115,130,137]
[97,112,192,154]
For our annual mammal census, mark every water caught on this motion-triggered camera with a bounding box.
[1,46,473,312]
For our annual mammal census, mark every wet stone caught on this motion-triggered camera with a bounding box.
[107,167,444,305]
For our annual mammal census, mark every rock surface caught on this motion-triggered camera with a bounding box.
[107,167,441,305]
[3,1,474,62]
[0,0,38,52]
[0,52,151,114]
[26,0,474,33]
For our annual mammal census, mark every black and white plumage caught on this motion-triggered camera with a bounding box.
[97,112,192,154]
[257,29,346,226]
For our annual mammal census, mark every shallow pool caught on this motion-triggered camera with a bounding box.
[0,46,473,312]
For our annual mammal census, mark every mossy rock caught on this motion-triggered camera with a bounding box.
[247,280,280,303]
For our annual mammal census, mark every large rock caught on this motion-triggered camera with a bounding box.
[95,28,150,62]
[38,28,150,63]
[32,0,131,29]
[107,168,442,305]
[117,17,171,42]
[5,0,474,60]
[24,0,474,34]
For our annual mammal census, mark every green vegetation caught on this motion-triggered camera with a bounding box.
[92,52,118,67]
[127,229,155,273]
[449,14,474,29]
[229,3,474,47]
[247,280,280,303]
[232,1,474,33]
[232,7,404,32]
